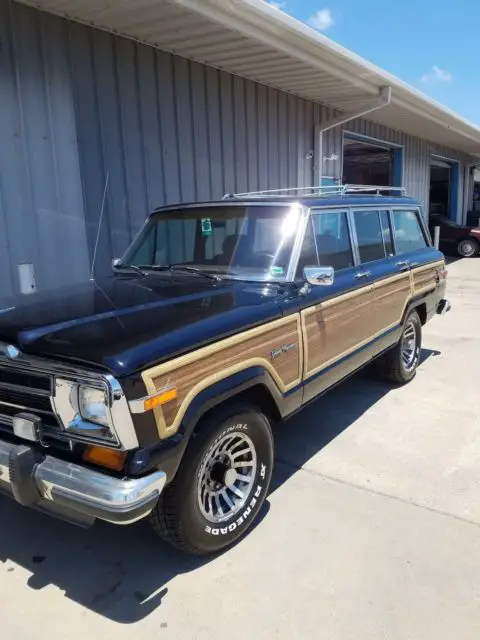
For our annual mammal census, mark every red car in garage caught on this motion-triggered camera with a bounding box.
[429,213,480,258]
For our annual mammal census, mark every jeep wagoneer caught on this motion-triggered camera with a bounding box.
[0,184,450,554]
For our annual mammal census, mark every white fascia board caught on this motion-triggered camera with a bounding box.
[177,0,480,148]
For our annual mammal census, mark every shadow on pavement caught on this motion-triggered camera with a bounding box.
[270,347,440,494]
[0,494,270,623]
[0,348,439,623]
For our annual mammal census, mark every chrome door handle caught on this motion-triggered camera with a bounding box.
[355,271,369,279]
[396,260,410,271]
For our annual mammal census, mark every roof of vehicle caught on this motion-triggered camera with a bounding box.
[232,195,421,209]
[152,194,421,215]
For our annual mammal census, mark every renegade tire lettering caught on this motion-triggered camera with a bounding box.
[204,479,265,535]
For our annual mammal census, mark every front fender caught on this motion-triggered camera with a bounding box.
[127,366,300,481]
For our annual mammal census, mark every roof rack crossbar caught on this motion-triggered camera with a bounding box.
[223,184,407,199]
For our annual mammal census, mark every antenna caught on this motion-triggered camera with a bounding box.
[90,172,110,281]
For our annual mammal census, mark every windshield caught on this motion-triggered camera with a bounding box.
[122,204,302,281]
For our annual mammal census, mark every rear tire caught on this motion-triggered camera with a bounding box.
[150,402,273,555]
[457,237,479,258]
[375,311,422,384]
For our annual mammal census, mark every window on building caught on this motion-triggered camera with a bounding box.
[393,210,428,254]
[343,137,393,186]
[353,210,385,263]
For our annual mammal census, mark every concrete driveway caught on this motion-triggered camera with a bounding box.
[1,259,480,640]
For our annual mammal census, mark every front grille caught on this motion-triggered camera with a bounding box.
[0,369,51,393]
[0,365,61,435]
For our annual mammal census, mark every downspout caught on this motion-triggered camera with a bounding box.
[315,86,392,184]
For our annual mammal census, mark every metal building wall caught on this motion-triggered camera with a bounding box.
[0,1,90,300]
[65,19,336,275]
[0,2,475,297]
[344,119,473,219]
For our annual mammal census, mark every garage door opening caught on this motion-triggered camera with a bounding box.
[342,135,402,187]
[429,157,459,220]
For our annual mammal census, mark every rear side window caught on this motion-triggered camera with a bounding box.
[311,211,354,271]
[353,210,385,263]
[393,210,428,253]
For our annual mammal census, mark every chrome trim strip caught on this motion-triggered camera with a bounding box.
[0,399,54,416]
[0,413,14,428]
[0,380,51,397]
[0,440,166,525]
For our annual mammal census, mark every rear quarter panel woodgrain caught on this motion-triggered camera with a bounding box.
[412,260,444,297]
[370,272,412,334]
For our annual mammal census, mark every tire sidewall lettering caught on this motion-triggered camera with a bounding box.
[204,480,266,536]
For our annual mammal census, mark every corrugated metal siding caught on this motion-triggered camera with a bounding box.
[1,2,476,297]
[0,1,90,299]
[344,120,473,219]
[65,19,327,275]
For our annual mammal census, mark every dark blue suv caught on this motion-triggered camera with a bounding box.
[0,185,450,554]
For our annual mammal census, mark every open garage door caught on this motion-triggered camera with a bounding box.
[343,134,403,187]
[429,156,459,221]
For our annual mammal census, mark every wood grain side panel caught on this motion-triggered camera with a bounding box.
[302,286,373,378]
[142,316,302,439]
[371,273,412,334]
[412,260,444,296]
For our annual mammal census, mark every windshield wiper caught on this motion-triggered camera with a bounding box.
[138,264,221,282]
[114,263,146,276]
[169,265,221,282]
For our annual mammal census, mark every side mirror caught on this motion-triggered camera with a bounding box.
[303,266,334,286]
[111,258,121,270]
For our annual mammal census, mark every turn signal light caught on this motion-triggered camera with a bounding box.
[144,387,177,412]
[83,445,127,471]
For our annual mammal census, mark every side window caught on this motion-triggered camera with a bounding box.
[353,210,385,263]
[312,211,354,271]
[380,211,394,256]
[393,210,428,254]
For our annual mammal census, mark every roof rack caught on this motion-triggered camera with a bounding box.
[223,184,407,199]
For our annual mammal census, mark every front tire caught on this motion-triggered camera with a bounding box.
[375,311,422,384]
[150,402,273,555]
[457,237,479,258]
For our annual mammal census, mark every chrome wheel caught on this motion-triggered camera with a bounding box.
[197,431,257,523]
[458,239,477,257]
[401,321,417,372]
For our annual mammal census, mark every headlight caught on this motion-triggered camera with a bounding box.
[53,378,116,444]
[78,385,109,427]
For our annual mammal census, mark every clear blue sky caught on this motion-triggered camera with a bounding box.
[267,0,479,126]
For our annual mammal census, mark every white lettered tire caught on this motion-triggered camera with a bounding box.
[150,402,274,555]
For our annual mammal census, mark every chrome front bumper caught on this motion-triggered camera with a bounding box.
[0,440,166,526]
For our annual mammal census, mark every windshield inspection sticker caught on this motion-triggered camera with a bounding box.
[269,266,284,277]
[201,218,212,236]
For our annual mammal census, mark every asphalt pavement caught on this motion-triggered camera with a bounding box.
[1,257,480,639]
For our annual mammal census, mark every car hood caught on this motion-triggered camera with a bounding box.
[0,275,287,376]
